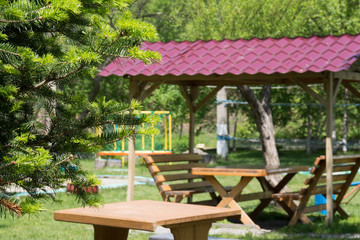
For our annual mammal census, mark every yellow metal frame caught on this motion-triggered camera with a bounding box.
[97,111,172,166]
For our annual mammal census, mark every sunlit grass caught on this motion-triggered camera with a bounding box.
[0,149,358,239]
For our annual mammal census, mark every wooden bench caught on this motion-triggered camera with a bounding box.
[273,155,360,226]
[142,154,225,205]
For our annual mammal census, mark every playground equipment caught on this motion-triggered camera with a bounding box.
[96,111,172,166]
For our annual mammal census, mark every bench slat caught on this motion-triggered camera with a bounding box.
[300,182,343,195]
[143,154,203,164]
[305,174,349,185]
[333,155,360,164]
[168,181,213,191]
[142,154,222,205]
[155,173,202,183]
[148,163,206,174]
[333,164,355,173]
[156,163,206,172]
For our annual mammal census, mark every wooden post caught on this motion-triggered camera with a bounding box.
[325,73,334,226]
[127,78,137,202]
[127,136,135,202]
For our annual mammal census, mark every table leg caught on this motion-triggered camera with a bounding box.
[250,174,297,219]
[94,225,129,240]
[169,220,212,240]
[205,176,260,229]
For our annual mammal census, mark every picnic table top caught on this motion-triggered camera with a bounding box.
[192,165,309,177]
[54,200,241,232]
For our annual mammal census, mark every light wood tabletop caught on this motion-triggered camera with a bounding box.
[192,165,309,177]
[54,200,241,240]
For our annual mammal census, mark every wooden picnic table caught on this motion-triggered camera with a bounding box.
[54,200,241,240]
[192,165,309,229]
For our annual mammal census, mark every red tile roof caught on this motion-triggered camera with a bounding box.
[99,35,360,77]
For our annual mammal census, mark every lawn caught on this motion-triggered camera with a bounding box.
[0,150,359,240]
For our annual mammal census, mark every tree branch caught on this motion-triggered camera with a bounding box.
[33,65,85,89]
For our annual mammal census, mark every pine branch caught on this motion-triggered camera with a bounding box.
[33,65,85,89]
[0,16,43,23]
[0,198,22,218]
[0,47,20,57]
[0,161,16,171]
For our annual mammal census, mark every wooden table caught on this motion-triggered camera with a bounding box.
[192,165,309,229]
[54,200,241,240]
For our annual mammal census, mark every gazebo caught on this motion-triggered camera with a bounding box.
[99,34,360,225]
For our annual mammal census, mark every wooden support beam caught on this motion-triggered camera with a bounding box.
[291,78,326,106]
[333,71,360,81]
[138,80,166,101]
[332,78,342,103]
[194,85,224,112]
[179,86,196,153]
[129,78,138,100]
[179,86,194,111]
[342,82,360,99]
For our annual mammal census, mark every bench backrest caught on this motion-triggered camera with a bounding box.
[301,155,360,213]
[142,154,214,202]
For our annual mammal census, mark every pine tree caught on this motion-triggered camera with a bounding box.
[0,0,160,217]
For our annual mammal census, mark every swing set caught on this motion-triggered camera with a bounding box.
[96,111,172,166]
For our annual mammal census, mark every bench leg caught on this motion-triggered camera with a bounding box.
[94,225,129,240]
[169,220,212,240]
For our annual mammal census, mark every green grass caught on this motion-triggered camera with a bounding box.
[0,149,359,240]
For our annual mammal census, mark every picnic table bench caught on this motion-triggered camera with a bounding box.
[273,154,360,226]
[54,200,241,240]
[143,154,228,205]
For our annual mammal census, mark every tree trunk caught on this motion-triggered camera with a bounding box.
[342,88,348,153]
[237,85,286,189]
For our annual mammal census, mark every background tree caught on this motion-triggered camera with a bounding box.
[128,0,360,187]
[0,0,160,217]
[131,0,360,148]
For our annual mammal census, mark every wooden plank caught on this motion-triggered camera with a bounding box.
[334,71,360,81]
[160,182,213,192]
[271,193,302,201]
[291,78,326,106]
[194,85,224,112]
[203,176,228,197]
[193,167,267,177]
[303,204,326,214]
[153,163,206,173]
[234,191,273,202]
[333,165,354,173]
[144,154,203,163]
[334,159,360,209]
[55,200,241,232]
[313,155,326,166]
[333,155,360,164]
[266,166,309,175]
[305,174,349,185]
[301,183,343,195]
[168,181,213,191]
[155,173,201,183]
[342,82,360,99]
[138,80,166,102]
